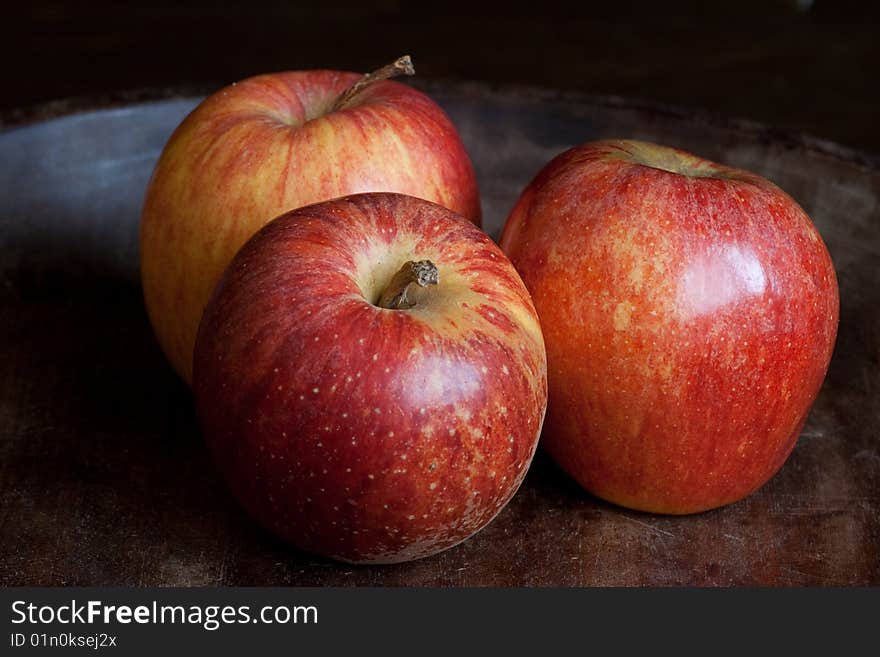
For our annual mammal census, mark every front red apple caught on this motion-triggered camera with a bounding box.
[194,193,546,563]
[501,139,838,514]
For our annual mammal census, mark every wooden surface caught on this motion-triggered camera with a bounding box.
[0,83,878,586]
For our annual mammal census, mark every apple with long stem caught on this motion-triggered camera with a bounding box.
[141,56,480,384]
[501,139,838,514]
[194,193,547,563]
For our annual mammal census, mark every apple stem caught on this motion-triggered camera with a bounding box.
[331,55,416,112]
[377,260,439,310]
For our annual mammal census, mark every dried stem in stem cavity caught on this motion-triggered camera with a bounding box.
[331,55,415,112]
[377,260,439,310]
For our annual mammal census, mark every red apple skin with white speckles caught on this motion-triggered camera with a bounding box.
[500,140,838,514]
[141,66,480,384]
[194,193,547,563]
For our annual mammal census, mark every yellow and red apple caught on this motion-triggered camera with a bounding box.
[141,57,480,383]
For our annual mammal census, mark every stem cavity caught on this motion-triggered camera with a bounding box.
[377,260,439,310]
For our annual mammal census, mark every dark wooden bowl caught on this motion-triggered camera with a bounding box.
[1,81,877,585]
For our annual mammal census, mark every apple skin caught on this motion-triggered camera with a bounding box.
[500,139,838,514]
[193,193,546,563]
[141,68,481,384]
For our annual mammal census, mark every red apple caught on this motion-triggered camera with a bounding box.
[141,56,481,384]
[193,193,546,563]
[500,139,838,514]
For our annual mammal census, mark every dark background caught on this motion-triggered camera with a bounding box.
[3,0,878,155]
